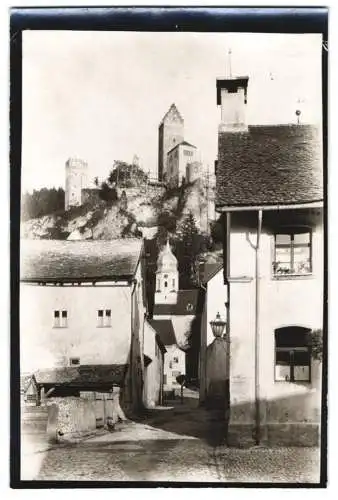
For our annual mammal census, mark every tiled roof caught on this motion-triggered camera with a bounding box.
[148,319,176,346]
[20,374,34,393]
[34,364,127,387]
[200,262,223,284]
[216,124,323,208]
[167,141,197,155]
[20,239,143,282]
[153,289,200,316]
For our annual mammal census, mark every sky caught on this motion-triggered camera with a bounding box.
[22,31,322,193]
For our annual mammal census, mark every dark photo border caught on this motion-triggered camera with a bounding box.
[10,6,328,489]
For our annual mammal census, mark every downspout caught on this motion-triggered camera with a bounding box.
[254,210,263,445]
[199,282,207,404]
[225,212,231,340]
[224,212,231,427]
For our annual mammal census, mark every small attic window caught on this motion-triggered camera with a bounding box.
[186,303,194,312]
[70,357,80,366]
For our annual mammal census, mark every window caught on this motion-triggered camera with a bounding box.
[172,279,175,288]
[184,149,193,157]
[97,309,112,327]
[69,357,80,366]
[164,281,168,288]
[275,327,311,382]
[54,310,68,328]
[173,357,179,363]
[273,230,312,276]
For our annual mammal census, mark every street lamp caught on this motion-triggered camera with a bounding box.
[210,312,227,338]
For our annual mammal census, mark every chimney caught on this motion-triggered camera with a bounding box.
[216,76,249,132]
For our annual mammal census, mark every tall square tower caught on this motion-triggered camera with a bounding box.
[158,104,184,182]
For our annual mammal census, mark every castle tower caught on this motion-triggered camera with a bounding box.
[65,158,88,210]
[155,240,179,305]
[158,104,184,182]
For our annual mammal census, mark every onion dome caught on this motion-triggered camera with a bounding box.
[157,239,178,273]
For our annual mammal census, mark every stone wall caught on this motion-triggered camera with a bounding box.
[46,397,96,442]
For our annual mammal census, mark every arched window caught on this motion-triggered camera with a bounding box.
[164,281,168,288]
[275,326,311,382]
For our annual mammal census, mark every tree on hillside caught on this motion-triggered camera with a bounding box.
[21,187,65,221]
[175,212,203,289]
[108,160,148,188]
[99,181,119,205]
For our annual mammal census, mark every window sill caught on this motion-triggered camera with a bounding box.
[274,379,311,385]
[272,273,313,281]
[52,326,68,329]
[96,325,112,328]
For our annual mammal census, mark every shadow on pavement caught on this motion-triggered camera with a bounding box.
[132,395,229,446]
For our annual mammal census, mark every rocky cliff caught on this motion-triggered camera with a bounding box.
[21,180,215,241]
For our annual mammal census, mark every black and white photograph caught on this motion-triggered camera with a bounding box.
[11,7,327,486]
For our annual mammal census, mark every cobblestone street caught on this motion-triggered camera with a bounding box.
[34,437,320,483]
[22,399,321,484]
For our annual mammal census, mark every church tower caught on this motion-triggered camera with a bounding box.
[158,104,184,182]
[65,157,88,210]
[155,240,179,305]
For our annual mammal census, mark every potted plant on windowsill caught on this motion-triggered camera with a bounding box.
[309,328,323,362]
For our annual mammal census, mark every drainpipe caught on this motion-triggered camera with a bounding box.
[254,210,263,445]
[225,212,231,340]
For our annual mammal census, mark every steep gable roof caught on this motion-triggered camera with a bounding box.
[200,261,223,284]
[216,124,323,208]
[167,141,197,155]
[20,239,143,282]
[160,103,184,126]
[148,319,176,346]
[153,289,200,316]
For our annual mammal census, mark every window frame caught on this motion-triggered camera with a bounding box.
[97,309,112,328]
[274,327,312,383]
[69,357,80,367]
[53,309,68,328]
[272,227,312,278]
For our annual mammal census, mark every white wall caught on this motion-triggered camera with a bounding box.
[206,271,228,347]
[143,321,163,407]
[164,345,185,388]
[228,221,323,423]
[20,283,132,372]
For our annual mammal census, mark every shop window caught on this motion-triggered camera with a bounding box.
[275,326,311,382]
[273,229,312,276]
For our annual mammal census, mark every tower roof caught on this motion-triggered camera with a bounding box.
[160,103,184,126]
[156,240,178,273]
[167,141,197,155]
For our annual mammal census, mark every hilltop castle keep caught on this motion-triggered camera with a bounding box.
[65,158,88,210]
[158,104,184,183]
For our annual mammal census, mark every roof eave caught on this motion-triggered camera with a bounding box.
[20,275,134,284]
[216,200,324,212]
